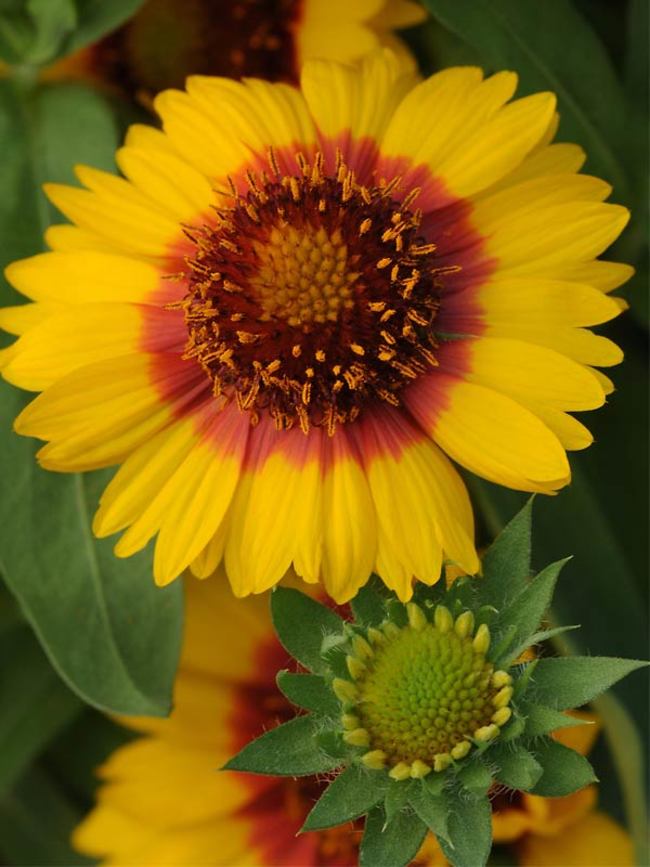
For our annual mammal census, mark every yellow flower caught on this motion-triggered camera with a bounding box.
[1,52,629,602]
[44,0,425,96]
[72,575,441,866]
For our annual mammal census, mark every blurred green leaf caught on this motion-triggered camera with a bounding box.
[420,0,630,198]
[0,0,145,67]
[0,79,183,715]
[0,765,90,865]
[0,625,81,792]
[64,0,146,55]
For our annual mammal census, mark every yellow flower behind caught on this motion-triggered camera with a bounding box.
[73,577,633,867]
[1,51,630,602]
[44,0,425,96]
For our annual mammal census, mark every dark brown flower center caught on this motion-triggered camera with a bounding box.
[179,152,451,434]
[95,0,303,96]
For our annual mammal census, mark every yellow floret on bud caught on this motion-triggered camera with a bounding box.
[434,605,453,634]
[366,627,386,646]
[450,740,471,761]
[352,635,374,659]
[492,670,512,689]
[454,610,474,639]
[346,655,367,680]
[383,621,401,639]
[474,724,500,743]
[433,753,452,772]
[341,713,360,730]
[492,707,513,727]
[407,602,427,631]
[343,728,370,747]
[389,762,412,781]
[493,686,513,709]
[361,750,387,770]
[472,623,490,654]
[332,678,358,703]
[410,759,431,778]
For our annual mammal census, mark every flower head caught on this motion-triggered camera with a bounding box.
[1,52,630,601]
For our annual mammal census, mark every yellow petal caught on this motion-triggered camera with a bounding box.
[489,202,630,272]
[45,179,180,258]
[224,425,323,595]
[485,322,623,368]
[407,374,570,492]
[301,50,415,148]
[0,301,62,335]
[471,277,623,328]
[5,251,162,305]
[454,337,606,411]
[320,433,377,603]
[478,142,586,197]
[2,303,145,390]
[518,811,634,867]
[434,91,556,197]
[116,146,215,222]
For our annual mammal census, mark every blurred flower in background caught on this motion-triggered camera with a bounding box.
[43,0,425,101]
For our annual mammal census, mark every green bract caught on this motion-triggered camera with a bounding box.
[224,502,647,867]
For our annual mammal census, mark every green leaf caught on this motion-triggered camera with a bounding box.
[384,779,414,826]
[496,558,570,664]
[62,0,147,57]
[420,0,631,197]
[350,578,387,626]
[522,703,592,738]
[457,759,493,797]
[492,743,543,791]
[480,498,533,609]
[271,588,344,674]
[0,85,183,723]
[0,424,183,715]
[0,766,90,866]
[276,671,339,717]
[0,0,146,66]
[302,764,388,832]
[530,738,597,796]
[223,715,339,777]
[410,783,450,843]
[0,625,81,793]
[527,623,580,645]
[438,791,492,867]
[530,657,648,711]
[360,806,428,867]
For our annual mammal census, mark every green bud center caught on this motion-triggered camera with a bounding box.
[352,615,503,767]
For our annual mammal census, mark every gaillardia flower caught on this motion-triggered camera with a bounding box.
[46,0,424,96]
[1,52,630,601]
